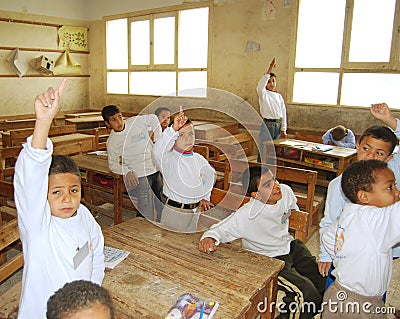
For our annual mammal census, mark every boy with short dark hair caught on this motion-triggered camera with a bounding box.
[101,105,163,221]
[15,80,105,318]
[322,125,356,148]
[154,106,171,131]
[47,280,114,319]
[322,160,400,318]
[318,125,400,277]
[199,166,325,319]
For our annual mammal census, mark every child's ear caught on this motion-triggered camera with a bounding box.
[104,121,111,129]
[357,190,369,204]
[250,191,259,199]
[384,154,394,163]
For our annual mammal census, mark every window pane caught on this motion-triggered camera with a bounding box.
[293,72,339,104]
[107,72,128,94]
[295,0,345,68]
[349,0,395,62]
[178,71,207,97]
[154,16,175,65]
[341,73,400,108]
[131,20,150,65]
[106,19,128,69]
[130,72,176,96]
[178,7,209,68]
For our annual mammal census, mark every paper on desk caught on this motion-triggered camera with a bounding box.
[88,150,108,156]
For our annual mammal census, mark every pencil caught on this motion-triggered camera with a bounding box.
[199,301,205,319]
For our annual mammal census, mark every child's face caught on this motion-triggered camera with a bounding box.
[48,173,81,219]
[254,171,282,204]
[266,76,276,91]
[157,110,171,130]
[356,136,393,162]
[105,112,124,132]
[363,167,400,208]
[67,303,112,319]
[175,123,195,151]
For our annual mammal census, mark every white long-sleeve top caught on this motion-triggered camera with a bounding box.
[153,126,215,203]
[322,202,400,296]
[201,184,298,257]
[256,73,287,131]
[14,136,105,319]
[106,114,161,177]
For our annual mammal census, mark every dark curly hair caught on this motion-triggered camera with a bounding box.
[341,160,388,204]
[49,155,81,180]
[46,280,114,319]
[359,125,398,155]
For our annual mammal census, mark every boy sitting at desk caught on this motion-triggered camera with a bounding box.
[101,105,163,221]
[322,125,356,149]
[199,166,325,319]
[321,160,400,318]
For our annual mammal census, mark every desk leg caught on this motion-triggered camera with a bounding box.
[245,275,278,319]
[114,178,123,225]
[262,275,278,319]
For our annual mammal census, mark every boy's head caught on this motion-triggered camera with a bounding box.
[155,107,171,130]
[170,119,195,151]
[341,159,399,207]
[241,166,282,204]
[48,155,81,219]
[101,105,124,132]
[266,72,276,92]
[356,125,398,162]
[331,125,348,141]
[46,280,115,319]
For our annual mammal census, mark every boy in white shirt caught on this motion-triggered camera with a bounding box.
[322,160,400,318]
[15,79,105,319]
[199,166,325,319]
[153,109,215,232]
[101,105,163,221]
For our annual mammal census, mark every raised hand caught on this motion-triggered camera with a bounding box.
[267,58,276,73]
[34,78,67,122]
[172,106,188,131]
[370,103,397,130]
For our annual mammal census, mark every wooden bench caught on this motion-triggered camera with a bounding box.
[200,188,310,243]
[0,181,16,223]
[215,131,254,159]
[0,147,22,181]
[1,124,77,148]
[223,159,323,241]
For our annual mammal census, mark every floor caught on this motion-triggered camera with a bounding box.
[1,201,399,318]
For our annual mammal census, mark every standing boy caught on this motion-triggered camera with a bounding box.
[322,160,400,318]
[199,166,325,319]
[256,58,287,162]
[101,105,163,221]
[15,79,105,319]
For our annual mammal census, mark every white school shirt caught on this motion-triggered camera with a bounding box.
[14,136,104,319]
[201,184,298,257]
[256,73,287,131]
[153,126,215,203]
[106,114,161,177]
[322,202,400,296]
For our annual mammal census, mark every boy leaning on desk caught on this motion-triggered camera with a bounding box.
[199,165,325,319]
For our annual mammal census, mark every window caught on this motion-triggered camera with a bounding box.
[292,0,400,108]
[105,4,210,97]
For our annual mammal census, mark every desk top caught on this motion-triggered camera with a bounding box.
[71,153,117,176]
[102,218,284,319]
[65,115,104,123]
[50,133,94,144]
[274,138,357,158]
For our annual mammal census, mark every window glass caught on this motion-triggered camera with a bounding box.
[131,20,150,65]
[295,0,346,68]
[349,0,396,62]
[107,72,128,94]
[178,7,209,68]
[154,16,175,65]
[106,19,128,69]
[178,71,207,97]
[130,72,176,96]
[293,72,339,105]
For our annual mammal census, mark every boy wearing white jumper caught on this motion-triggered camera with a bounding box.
[199,166,325,319]
[15,79,104,319]
[101,105,163,221]
[322,160,400,318]
[153,110,215,232]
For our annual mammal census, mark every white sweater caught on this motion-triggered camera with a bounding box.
[201,184,298,257]
[322,202,400,296]
[106,114,161,177]
[14,136,104,319]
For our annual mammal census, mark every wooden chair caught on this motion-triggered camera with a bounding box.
[0,147,22,181]
[223,159,322,241]
[200,188,310,243]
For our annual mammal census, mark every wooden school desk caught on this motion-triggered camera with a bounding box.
[194,122,239,140]
[71,153,125,225]
[65,115,105,130]
[102,218,284,319]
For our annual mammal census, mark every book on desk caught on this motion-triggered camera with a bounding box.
[104,246,129,269]
[165,292,219,319]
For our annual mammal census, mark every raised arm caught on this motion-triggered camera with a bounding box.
[32,79,66,149]
[370,103,398,131]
